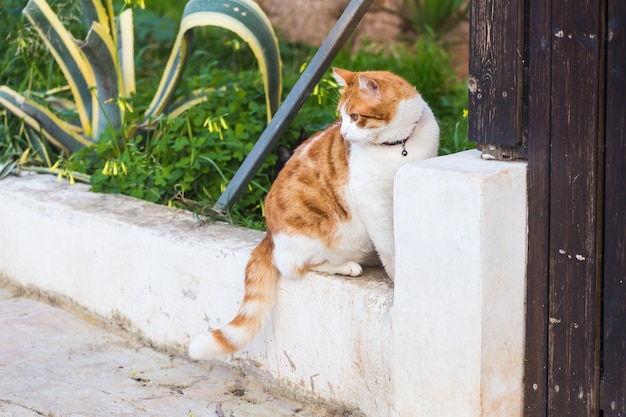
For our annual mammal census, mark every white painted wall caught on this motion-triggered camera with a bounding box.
[0,150,527,416]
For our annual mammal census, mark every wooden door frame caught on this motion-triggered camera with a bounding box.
[469,0,626,415]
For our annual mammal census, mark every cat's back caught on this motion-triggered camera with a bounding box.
[264,122,352,238]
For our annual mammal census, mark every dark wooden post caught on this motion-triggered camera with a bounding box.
[601,0,626,414]
[520,1,604,412]
[468,0,525,159]
[545,0,603,413]
[469,0,625,416]
[523,0,551,413]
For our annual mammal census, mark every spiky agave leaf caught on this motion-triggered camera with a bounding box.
[117,8,136,96]
[144,0,282,124]
[0,86,91,153]
[22,0,98,138]
[15,0,129,151]
[2,0,280,155]
[0,160,18,180]
[79,21,122,139]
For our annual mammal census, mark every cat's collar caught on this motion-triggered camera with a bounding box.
[382,137,410,156]
[382,121,419,156]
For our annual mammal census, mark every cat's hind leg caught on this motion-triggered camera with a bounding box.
[272,232,364,278]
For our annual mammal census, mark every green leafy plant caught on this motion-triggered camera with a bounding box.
[439,108,469,154]
[0,0,281,155]
[387,0,469,40]
[62,66,276,228]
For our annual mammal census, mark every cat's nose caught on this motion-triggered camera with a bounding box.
[340,130,348,138]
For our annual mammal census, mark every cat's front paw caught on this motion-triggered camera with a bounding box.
[340,261,363,277]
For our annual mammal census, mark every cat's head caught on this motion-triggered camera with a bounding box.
[332,68,423,146]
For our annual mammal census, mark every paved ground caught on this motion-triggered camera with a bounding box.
[0,287,349,417]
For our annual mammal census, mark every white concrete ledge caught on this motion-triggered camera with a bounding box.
[393,150,527,417]
[0,150,527,417]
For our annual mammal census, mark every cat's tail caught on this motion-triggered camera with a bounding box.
[188,235,279,360]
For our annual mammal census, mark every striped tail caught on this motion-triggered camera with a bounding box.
[188,235,279,359]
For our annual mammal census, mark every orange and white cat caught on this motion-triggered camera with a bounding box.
[188,68,439,359]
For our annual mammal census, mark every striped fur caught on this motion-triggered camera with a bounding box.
[188,68,439,359]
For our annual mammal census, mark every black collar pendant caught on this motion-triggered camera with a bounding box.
[381,120,418,156]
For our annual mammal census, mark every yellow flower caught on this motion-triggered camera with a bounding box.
[203,118,214,133]
[219,116,229,130]
[463,109,468,118]
[124,0,144,9]
[50,160,61,172]
[123,100,134,113]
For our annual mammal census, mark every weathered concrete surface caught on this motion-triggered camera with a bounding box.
[393,150,527,417]
[0,286,350,417]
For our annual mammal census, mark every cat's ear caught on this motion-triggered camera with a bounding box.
[357,75,381,99]
[332,67,353,88]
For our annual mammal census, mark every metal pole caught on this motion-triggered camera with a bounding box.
[215,0,375,211]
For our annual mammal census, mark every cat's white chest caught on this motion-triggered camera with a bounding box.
[348,146,400,204]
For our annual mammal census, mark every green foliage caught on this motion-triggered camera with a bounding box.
[1,0,78,91]
[145,0,184,22]
[391,0,469,40]
[1,0,469,230]
[66,67,275,228]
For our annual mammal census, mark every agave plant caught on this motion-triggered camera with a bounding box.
[0,0,281,155]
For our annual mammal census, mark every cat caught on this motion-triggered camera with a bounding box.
[188,68,440,360]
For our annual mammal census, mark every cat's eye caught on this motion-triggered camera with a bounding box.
[350,113,359,121]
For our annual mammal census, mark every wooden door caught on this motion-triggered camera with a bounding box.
[601,0,626,414]
[469,0,626,415]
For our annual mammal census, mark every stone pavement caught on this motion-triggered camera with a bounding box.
[0,287,349,417]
